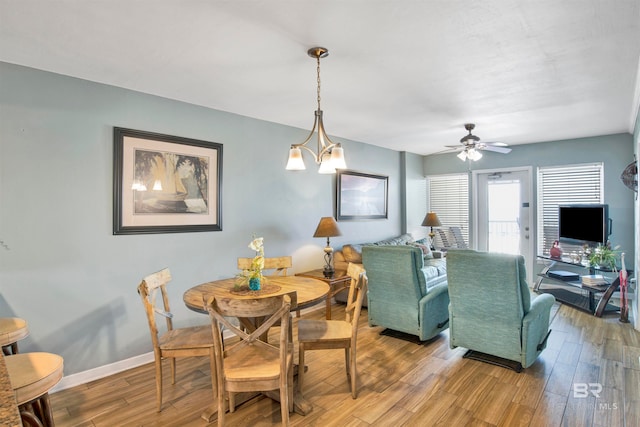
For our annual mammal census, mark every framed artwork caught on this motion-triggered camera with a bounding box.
[113,127,223,234]
[336,170,388,220]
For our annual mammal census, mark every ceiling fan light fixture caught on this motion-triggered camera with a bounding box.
[468,148,482,161]
[457,150,468,161]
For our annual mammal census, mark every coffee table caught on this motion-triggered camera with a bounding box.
[295,269,351,319]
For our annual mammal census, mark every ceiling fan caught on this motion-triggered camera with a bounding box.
[446,123,512,161]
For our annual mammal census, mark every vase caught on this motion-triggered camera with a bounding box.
[249,277,261,291]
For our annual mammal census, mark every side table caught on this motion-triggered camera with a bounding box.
[295,269,350,320]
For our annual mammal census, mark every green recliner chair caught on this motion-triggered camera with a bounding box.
[446,249,556,371]
[362,245,450,341]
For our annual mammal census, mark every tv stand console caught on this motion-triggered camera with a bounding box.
[534,256,624,317]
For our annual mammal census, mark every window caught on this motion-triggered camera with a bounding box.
[537,163,604,256]
[427,173,470,246]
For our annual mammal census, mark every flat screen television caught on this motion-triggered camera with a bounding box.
[558,204,610,246]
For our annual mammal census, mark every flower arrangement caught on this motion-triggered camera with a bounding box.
[236,236,265,290]
[588,242,619,271]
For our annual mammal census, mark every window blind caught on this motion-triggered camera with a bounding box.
[536,163,604,256]
[427,173,470,245]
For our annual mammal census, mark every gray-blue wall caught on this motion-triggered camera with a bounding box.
[2,60,637,375]
[0,62,409,375]
[423,134,636,269]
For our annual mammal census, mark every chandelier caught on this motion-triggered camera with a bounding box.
[285,47,347,174]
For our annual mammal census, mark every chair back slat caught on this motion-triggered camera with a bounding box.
[345,263,366,324]
[450,226,468,249]
[138,268,174,340]
[237,256,292,276]
[142,268,172,290]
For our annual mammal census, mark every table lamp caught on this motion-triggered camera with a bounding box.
[313,216,342,278]
[421,211,441,249]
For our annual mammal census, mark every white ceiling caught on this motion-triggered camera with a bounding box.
[1,1,639,155]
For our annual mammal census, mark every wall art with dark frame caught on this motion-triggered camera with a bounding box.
[113,127,223,234]
[336,170,388,220]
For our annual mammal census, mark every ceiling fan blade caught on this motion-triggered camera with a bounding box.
[444,145,464,150]
[481,144,512,154]
[433,147,462,155]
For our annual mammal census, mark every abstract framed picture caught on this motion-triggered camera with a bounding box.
[113,127,223,234]
[336,170,388,220]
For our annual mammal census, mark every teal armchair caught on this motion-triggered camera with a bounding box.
[362,245,450,341]
[446,250,555,371]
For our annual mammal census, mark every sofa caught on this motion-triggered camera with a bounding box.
[362,245,450,341]
[333,233,447,306]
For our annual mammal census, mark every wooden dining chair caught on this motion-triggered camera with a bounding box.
[206,294,294,426]
[237,256,300,317]
[297,263,368,399]
[137,268,214,412]
[237,256,293,276]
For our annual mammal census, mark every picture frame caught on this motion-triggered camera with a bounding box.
[113,127,223,234]
[336,170,388,220]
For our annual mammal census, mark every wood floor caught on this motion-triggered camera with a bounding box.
[50,302,640,427]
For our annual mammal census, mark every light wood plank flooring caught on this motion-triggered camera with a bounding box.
[50,302,640,426]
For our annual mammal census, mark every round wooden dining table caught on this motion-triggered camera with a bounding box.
[183,275,330,315]
[183,275,329,420]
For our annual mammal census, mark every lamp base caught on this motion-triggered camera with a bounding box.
[428,231,436,250]
[323,265,335,278]
[323,250,335,278]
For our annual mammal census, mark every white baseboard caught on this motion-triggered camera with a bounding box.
[50,303,326,393]
[51,352,155,393]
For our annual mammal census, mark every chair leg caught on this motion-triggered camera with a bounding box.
[40,393,55,426]
[288,360,294,413]
[350,346,357,399]
[154,357,163,412]
[229,392,235,412]
[344,347,350,379]
[298,344,306,394]
[209,349,218,414]
[170,357,176,384]
[280,382,289,426]
[217,390,225,427]
[295,309,300,318]
[19,409,41,427]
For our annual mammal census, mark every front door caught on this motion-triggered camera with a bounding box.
[474,168,533,282]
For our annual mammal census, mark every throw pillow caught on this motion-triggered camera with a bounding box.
[409,242,433,259]
[342,244,364,263]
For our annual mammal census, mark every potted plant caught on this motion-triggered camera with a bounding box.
[588,243,618,271]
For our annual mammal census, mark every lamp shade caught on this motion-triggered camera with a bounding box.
[317,153,336,174]
[421,212,441,227]
[313,217,342,238]
[286,147,306,170]
[330,145,347,169]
